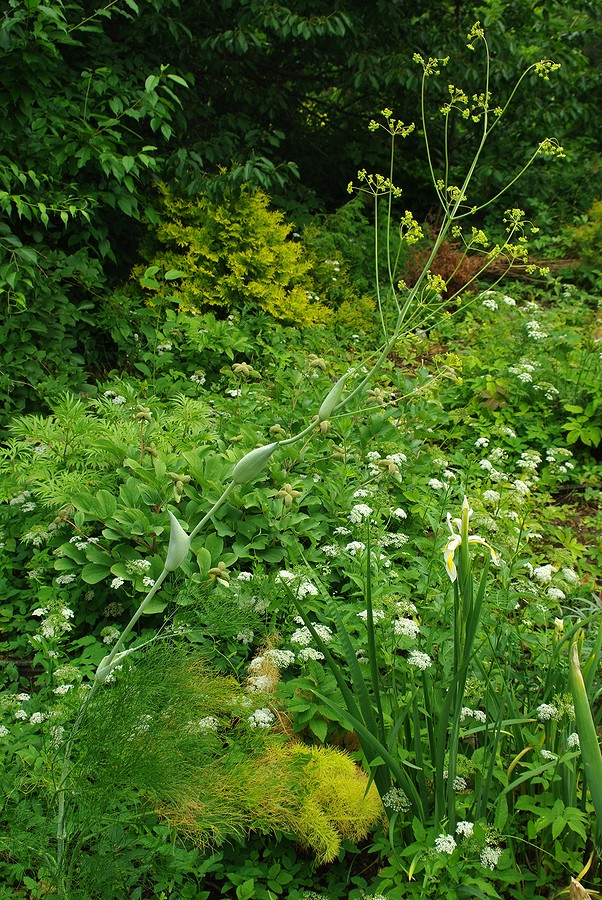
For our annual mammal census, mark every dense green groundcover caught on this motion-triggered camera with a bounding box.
[0,273,600,898]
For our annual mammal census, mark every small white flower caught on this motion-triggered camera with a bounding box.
[290,627,313,647]
[226,388,242,397]
[111,577,125,589]
[380,533,408,548]
[547,587,565,601]
[31,607,48,617]
[561,567,579,584]
[14,710,28,721]
[533,564,557,584]
[55,573,77,585]
[265,649,295,669]
[456,821,474,837]
[112,395,127,405]
[237,571,253,581]
[197,716,219,732]
[382,787,410,813]
[53,684,74,695]
[353,488,372,498]
[142,576,155,588]
[428,478,445,490]
[388,452,407,466]
[540,749,557,761]
[321,544,339,557]
[101,626,121,645]
[482,296,498,310]
[349,503,373,524]
[296,579,318,599]
[29,712,45,725]
[407,650,432,670]
[0,726,9,737]
[567,732,580,750]
[357,609,385,623]
[345,541,366,554]
[248,707,275,729]
[537,703,559,721]
[498,425,516,438]
[394,618,420,639]
[482,489,500,504]
[513,479,530,496]
[475,437,490,448]
[452,775,468,791]
[392,507,407,519]
[16,693,30,702]
[247,674,274,692]
[434,833,457,854]
[480,845,502,870]
[297,647,325,662]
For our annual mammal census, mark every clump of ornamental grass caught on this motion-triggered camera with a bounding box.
[54,643,297,865]
[274,743,384,864]
[57,641,383,868]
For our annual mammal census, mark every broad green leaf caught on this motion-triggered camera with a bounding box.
[81,563,112,585]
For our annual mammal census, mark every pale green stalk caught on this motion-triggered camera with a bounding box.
[568,636,602,833]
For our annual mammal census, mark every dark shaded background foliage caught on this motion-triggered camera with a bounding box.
[0,0,600,425]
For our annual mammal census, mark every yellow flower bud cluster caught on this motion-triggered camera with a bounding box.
[413,53,449,76]
[537,138,566,159]
[534,59,561,80]
[348,170,402,198]
[466,21,484,50]
[369,109,415,138]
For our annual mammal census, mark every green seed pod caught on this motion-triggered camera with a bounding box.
[231,442,278,485]
[165,511,191,572]
[318,373,347,422]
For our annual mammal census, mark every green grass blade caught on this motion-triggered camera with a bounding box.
[569,638,602,834]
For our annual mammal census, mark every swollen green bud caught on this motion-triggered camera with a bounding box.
[165,511,191,572]
[318,373,347,422]
[231,442,278,485]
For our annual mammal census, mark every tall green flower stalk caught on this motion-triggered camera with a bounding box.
[433,498,499,827]
[53,23,565,895]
